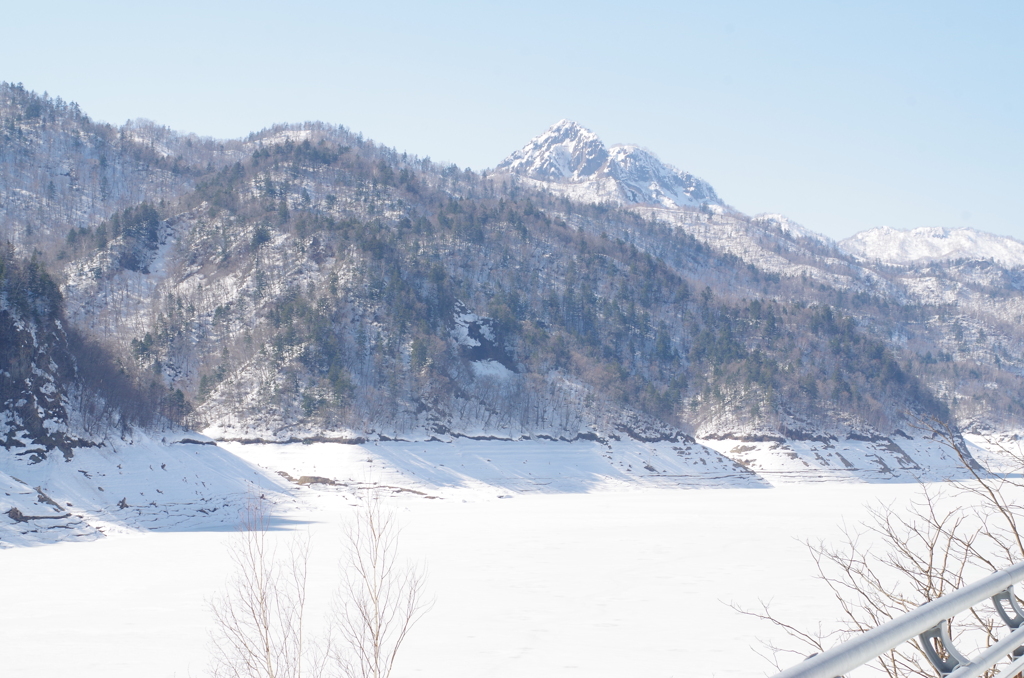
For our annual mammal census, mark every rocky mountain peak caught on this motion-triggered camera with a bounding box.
[495,120,722,209]
[495,119,608,182]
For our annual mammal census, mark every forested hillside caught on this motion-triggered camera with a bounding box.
[0,246,184,460]
[3,83,1024,445]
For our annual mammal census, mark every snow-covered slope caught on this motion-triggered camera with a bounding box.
[495,120,722,209]
[840,226,1024,267]
[698,432,981,483]
[0,431,287,547]
[236,433,988,493]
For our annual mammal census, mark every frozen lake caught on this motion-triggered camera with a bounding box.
[0,437,978,678]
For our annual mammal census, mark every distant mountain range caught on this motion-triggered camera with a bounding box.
[3,84,1024,484]
[840,225,1024,267]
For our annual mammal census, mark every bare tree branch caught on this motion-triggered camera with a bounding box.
[208,491,325,678]
[331,489,432,678]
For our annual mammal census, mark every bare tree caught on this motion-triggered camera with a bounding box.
[208,492,325,678]
[331,490,431,678]
[919,416,1024,568]
[734,419,1024,677]
[209,489,429,678]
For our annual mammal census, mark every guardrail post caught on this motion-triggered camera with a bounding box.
[994,587,1024,630]
[994,587,1024,660]
[919,622,971,676]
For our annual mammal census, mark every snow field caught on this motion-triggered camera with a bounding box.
[4,437,1011,677]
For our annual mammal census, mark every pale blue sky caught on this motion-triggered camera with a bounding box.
[4,1,1021,241]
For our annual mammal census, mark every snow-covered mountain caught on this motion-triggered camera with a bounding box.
[495,120,722,209]
[493,121,883,296]
[840,226,1024,268]
[9,81,1024,514]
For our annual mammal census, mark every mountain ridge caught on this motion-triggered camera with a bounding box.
[2,83,1023,475]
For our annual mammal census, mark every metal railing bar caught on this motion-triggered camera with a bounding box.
[992,653,1024,678]
[771,561,1024,678]
[946,624,1024,678]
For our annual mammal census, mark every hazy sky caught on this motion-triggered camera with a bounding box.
[4,1,1021,241]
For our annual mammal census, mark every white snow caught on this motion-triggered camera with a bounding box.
[469,359,512,379]
[451,304,496,348]
[452,310,482,347]
[227,438,766,492]
[0,436,1022,676]
[840,225,1024,267]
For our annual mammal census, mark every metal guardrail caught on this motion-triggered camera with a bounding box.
[771,561,1024,678]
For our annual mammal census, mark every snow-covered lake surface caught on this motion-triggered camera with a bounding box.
[0,439,1017,677]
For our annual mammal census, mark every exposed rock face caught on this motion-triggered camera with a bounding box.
[0,252,170,463]
[0,256,87,461]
